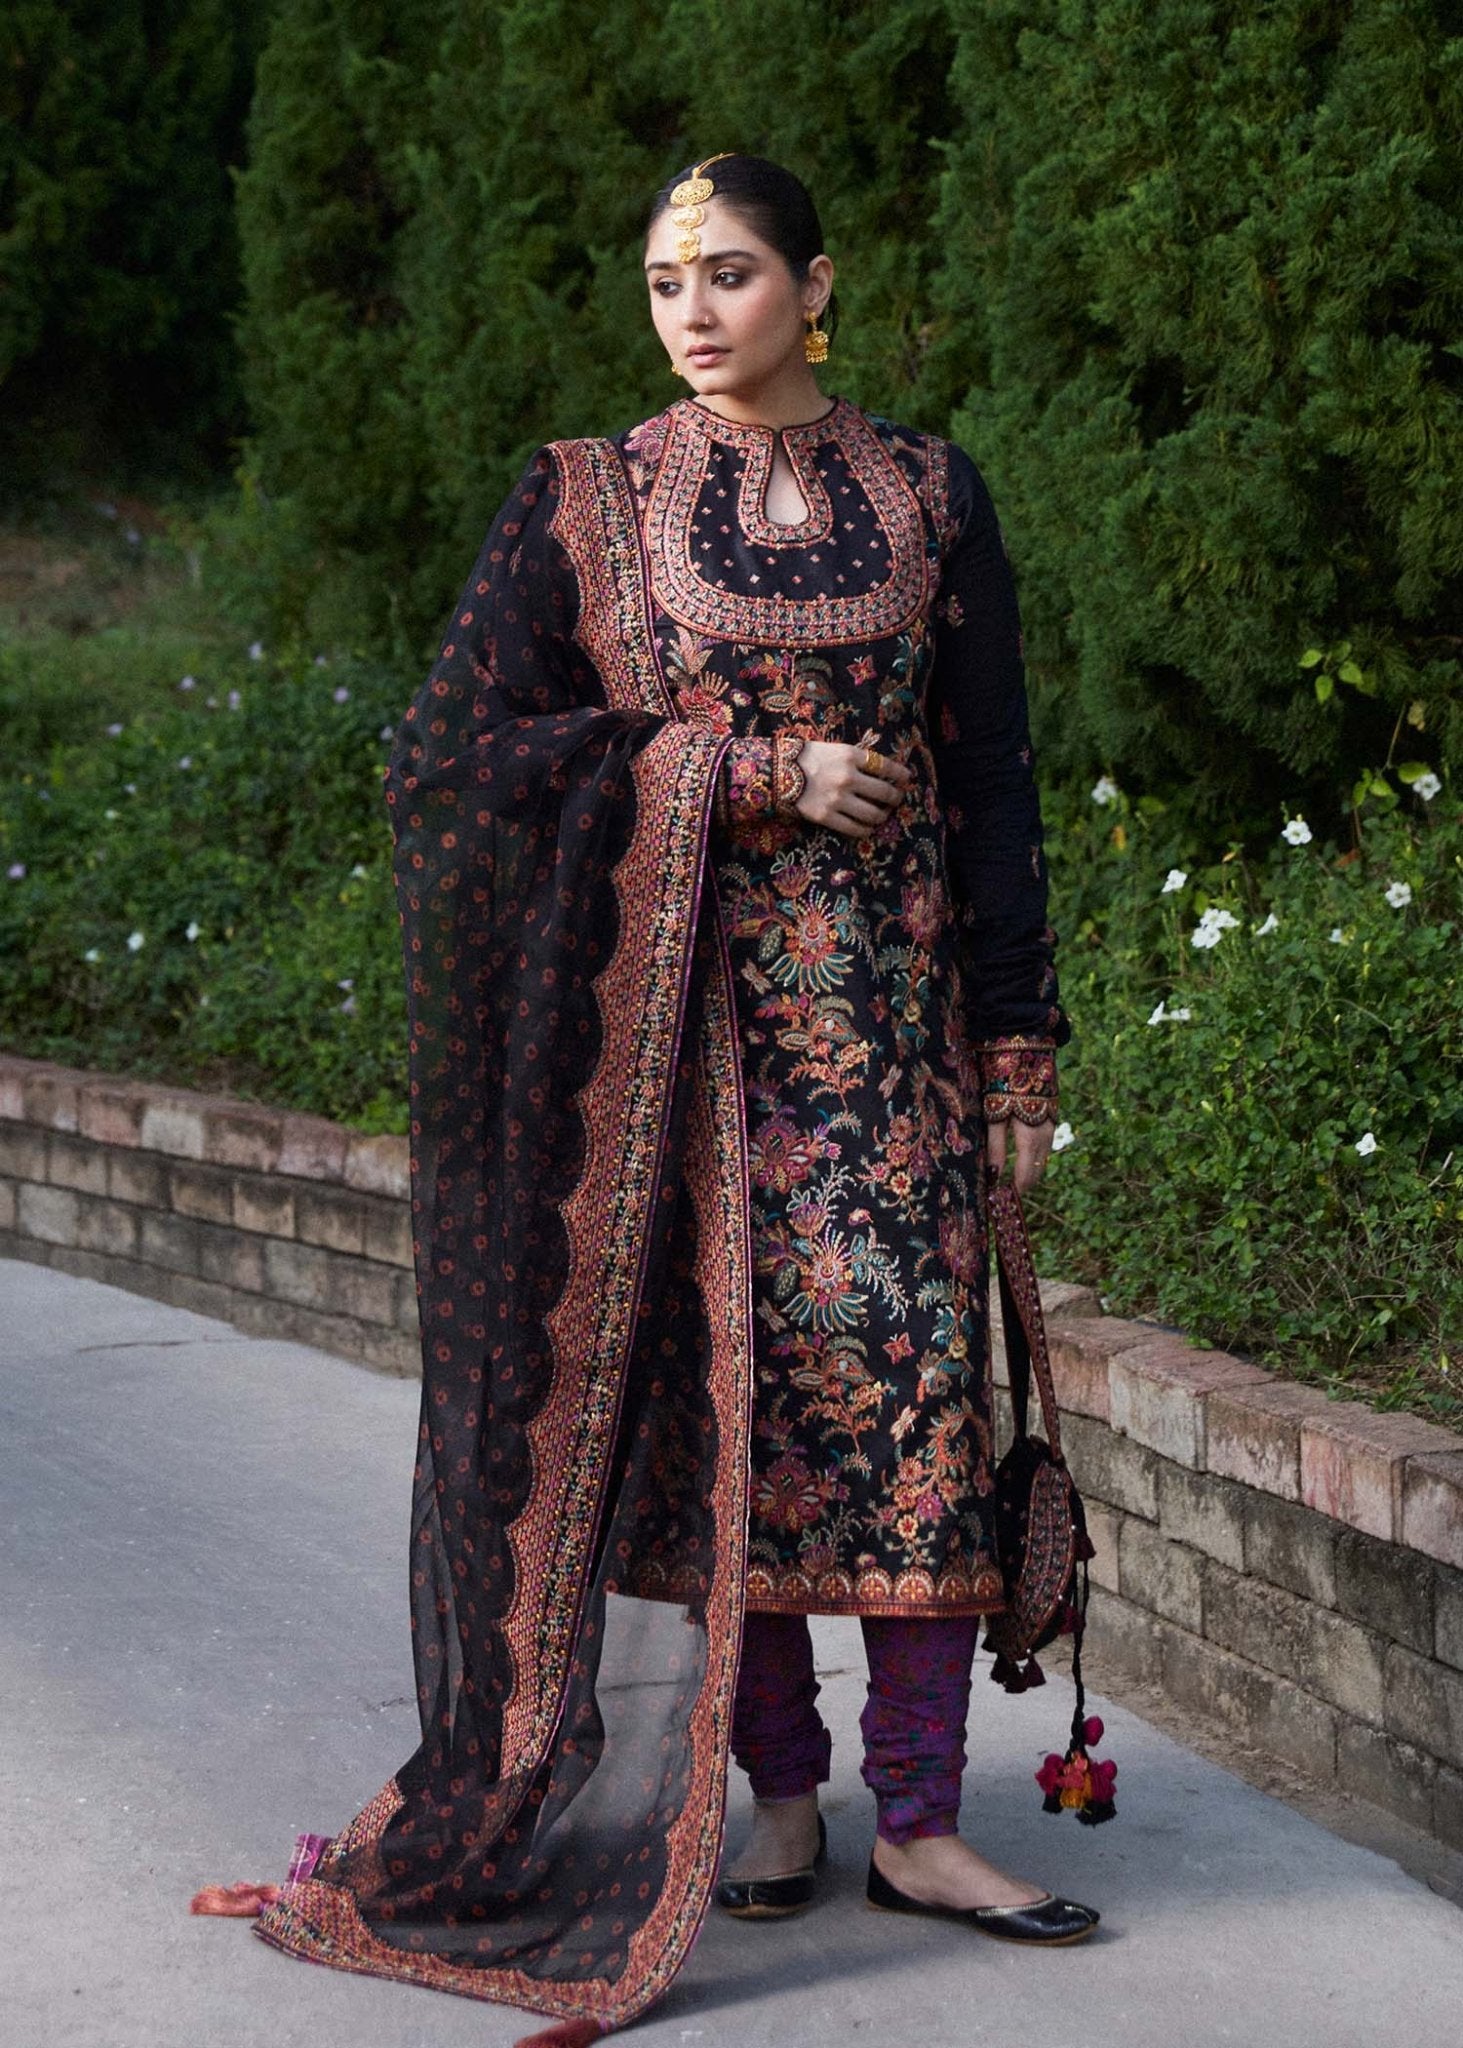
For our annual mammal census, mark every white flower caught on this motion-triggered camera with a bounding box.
[227,689,242,711]
[124,526,141,546]
[339,994,357,1015]
[1354,1131,1378,1157]
[7,862,25,880]
[1191,906,1240,949]
[1255,912,1280,935]
[1091,775,1120,807]
[1414,771,1441,802]
[83,947,101,963]
[185,921,201,942]
[313,654,328,667]
[124,782,137,795]
[206,695,217,708]
[178,675,196,691]
[248,640,264,661]
[1329,926,1349,944]
[1146,1001,1193,1025]
[1161,869,1188,894]
[1282,817,1313,846]
[106,722,124,737]
[104,808,119,821]
[1384,881,1412,909]
[332,685,351,703]
[337,977,354,990]
[379,724,394,742]
[350,863,369,879]
[177,756,192,770]
[127,930,145,952]
[1050,1121,1075,1152]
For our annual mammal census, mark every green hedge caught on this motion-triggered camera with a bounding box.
[0,626,407,1131]
[231,0,957,657]
[230,0,1462,821]
[1026,774,1461,1419]
[0,0,271,489]
[2,578,1455,1410]
[933,0,1463,810]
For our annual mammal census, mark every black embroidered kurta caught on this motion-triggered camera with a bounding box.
[618,394,1066,1615]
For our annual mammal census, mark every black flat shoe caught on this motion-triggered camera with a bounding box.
[866,1855,1099,1945]
[716,1813,828,1919]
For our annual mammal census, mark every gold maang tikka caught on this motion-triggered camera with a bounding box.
[668,152,735,264]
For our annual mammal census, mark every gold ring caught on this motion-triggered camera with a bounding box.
[863,747,882,777]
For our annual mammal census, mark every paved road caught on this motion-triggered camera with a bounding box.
[5,1255,1463,2048]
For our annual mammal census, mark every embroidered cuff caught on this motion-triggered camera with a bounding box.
[772,729,808,818]
[716,733,807,830]
[976,1036,1059,1126]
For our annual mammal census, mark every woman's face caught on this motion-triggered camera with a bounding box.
[643,196,831,399]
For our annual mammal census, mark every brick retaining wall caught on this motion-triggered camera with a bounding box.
[3,1050,1461,1849]
[0,1053,416,1374]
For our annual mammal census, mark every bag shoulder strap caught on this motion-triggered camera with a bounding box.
[989,1181,1064,1459]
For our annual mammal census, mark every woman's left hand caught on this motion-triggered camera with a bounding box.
[987,1116,1054,1195]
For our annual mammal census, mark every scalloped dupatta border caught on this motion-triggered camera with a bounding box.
[250,438,754,2044]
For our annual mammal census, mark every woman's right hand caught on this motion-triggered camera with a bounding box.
[793,740,914,839]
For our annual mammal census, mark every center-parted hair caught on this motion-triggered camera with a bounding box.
[647,153,837,335]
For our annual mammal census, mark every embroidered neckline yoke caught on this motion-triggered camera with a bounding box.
[644,394,933,647]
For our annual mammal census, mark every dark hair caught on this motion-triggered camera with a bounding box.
[646,153,837,336]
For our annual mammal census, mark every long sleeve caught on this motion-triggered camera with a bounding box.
[710,731,809,830]
[928,444,1069,1124]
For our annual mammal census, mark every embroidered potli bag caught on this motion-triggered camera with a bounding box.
[983,1183,1117,1825]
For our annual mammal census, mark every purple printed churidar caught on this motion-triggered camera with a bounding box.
[250,394,1067,2042]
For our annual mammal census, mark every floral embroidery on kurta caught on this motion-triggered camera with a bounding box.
[620,395,1066,1617]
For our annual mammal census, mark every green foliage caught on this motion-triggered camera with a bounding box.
[0,623,409,1132]
[0,0,272,490]
[931,0,1463,816]
[232,0,958,656]
[1030,774,1462,1418]
[7,1,1460,1417]
[2,518,1457,1413]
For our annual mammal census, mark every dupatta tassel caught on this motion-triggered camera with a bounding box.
[514,2021,614,2047]
[189,1832,330,1917]
[989,1648,1045,1693]
[1034,1623,1117,1825]
[188,1881,283,1917]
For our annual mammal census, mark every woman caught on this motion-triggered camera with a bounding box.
[249,153,1094,2045]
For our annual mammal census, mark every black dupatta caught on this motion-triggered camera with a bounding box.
[254,439,755,2045]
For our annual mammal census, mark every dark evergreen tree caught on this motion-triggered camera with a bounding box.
[667,0,956,410]
[233,0,446,645]
[395,0,683,635]
[932,0,1463,810]
[235,0,958,650]
[0,0,270,491]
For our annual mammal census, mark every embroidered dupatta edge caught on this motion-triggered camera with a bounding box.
[254,438,754,2036]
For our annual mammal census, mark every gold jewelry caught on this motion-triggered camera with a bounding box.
[804,309,830,365]
[669,152,735,264]
[862,747,883,777]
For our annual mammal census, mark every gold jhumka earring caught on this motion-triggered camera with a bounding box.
[668,151,736,264]
[804,309,830,365]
